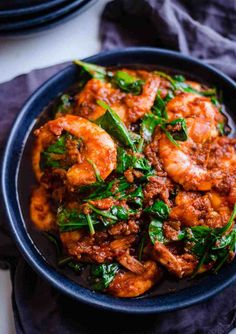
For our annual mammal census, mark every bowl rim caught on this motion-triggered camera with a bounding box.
[1,47,236,314]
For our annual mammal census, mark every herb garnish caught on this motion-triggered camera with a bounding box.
[74,60,107,81]
[111,70,144,95]
[90,263,119,291]
[180,204,236,276]
[96,100,135,150]
[145,200,170,244]
[155,71,217,97]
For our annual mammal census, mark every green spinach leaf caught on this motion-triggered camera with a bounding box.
[57,208,93,232]
[126,185,144,208]
[74,60,107,81]
[141,113,163,142]
[46,134,67,154]
[166,118,188,141]
[149,219,165,244]
[116,147,151,173]
[151,90,168,119]
[96,100,135,150]
[112,70,144,95]
[217,122,225,135]
[116,147,133,173]
[57,94,74,114]
[155,71,217,97]
[110,206,135,220]
[90,263,119,291]
[145,200,170,220]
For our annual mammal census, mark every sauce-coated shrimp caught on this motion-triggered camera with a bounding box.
[166,92,224,125]
[170,191,232,228]
[32,115,117,187]
[75,70,160,126]
[60,230,136,263]
[159,118,215,190]
[159,117,236,192]
[30,186,55,230]
[107,260,162,297]
[151,241,197,278]
[208,136,236,204]
[117,251,145,274]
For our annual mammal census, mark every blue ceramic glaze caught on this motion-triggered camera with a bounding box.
[1,48,236,314]
[0,0,73,17]
[0,0,92,30]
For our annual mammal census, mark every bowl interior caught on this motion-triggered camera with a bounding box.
[2,48,236,313]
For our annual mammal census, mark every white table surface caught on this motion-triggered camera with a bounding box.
[0,1,109,333]
[1,1,236,333]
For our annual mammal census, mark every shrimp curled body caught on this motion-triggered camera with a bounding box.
[75,70,160,126]
[32,115,117,187]
[107,260,163,297]
[159,93,226,191]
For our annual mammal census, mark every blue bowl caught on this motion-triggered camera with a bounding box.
[0,0,93,31]
[0,0,97,37]
[1,48,236,314]
[0,0,69,17]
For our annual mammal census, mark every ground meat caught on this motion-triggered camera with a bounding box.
[170,191,231,228]
[108,220,139,236]
[163,221,181,241]
[75,78,125,120]
[124,168,134,183]
[144,132,166,175]
[143,176,174,206]
[60,230,137,264]
[89,197,116,210]
[65,136,82,164]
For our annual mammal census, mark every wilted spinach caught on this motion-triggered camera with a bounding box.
[116,147,151,173]
[149,219,165,244]
[145,200,170,220]
[57,94,74,114]
[96,100,135,150]
[146,201,170,244]
[58,256,83,273]
[165,118,188,142]
[111,70,144,95]
[90,263,119,291]
[57,207,98,232]
[181,204,236,276]
[40,134,67,169]
[74,60,107,81]
[126,185,144,208]
[217,122,225,135]
[40,133,81,170]
[87,159,103,182]
[151,90,168,119]
[156,71,217,97]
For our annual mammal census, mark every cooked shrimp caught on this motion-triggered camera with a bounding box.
[159,116,236,192]
[30,186,55,230]
[107,260,162,297]
[75,78,125,121]
[75,70,160,126]
[170,191,232,228]
[60,230,136,264]
[123,74,160,124]
[32,115,117,187]
[185,81,202,91]
[208,136,236,204]
[159,118,215,190]
[151,241,197,278]
[117,252,145,274]
[166,92,224,125]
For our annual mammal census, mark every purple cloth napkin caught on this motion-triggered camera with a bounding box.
[1,0,236,333]
[100,0,236,79]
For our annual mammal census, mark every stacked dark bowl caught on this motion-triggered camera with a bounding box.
[0,0,97,36]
